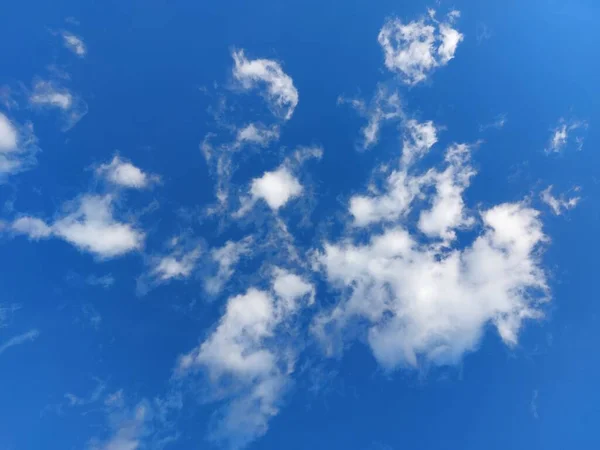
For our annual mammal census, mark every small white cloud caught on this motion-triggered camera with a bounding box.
[232,50,299,120]
[96,156,159,189]
[62,31,87,57]
[378,10,463,85]
[29,80,87,130]
[13,195,144,259]
[152,247,202,282]
[11,216,52,239]
[239,166,303,213]
[546,118,588,153]
[0,329,40,355]
[236,123,280,147]
[479,114,507,132]
[401,119,438,166]
[0,113,39,178]
[540,185,580,215]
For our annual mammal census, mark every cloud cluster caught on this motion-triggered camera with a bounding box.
[378,10,463,85]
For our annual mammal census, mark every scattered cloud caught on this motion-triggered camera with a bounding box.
[205,237,253,295]
[530,389,539,419]
[232,50,299,120]
[378,9,463,85]
[96,156,160,189]
[235,123,280,147]
[546,118,588,153]
[29,79,88,130]
[86,274,116,289]
[540,185,580,215]
[0,329,40,355]
[62,31,87,57]
[0,112,39,178]
[238,166,303,215]
[176,269,314,449]
[12,195,144,259]
[479,114,507,132]
[339,85,403,149]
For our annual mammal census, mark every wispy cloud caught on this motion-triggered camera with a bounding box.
[0,329,40,355]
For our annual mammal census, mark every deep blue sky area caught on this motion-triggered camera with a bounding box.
[0,1,599,449]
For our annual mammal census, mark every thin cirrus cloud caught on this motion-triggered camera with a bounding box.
[545,117,588,153]
[12,195,144,259]
[176,268,314,449]
[378,9,463,85]
[232,50,299,120]
[0,329,40,355]
[540,185,581,215]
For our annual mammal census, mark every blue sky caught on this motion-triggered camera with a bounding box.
[1,0,599,449]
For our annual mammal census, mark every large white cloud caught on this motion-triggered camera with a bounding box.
[378,10,463,85]
[176,269,314,449]
[232,50,299,120]
[12,195,144,259]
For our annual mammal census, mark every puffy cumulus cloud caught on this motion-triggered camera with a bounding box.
[176,269,314,449]
[232,50,298,120]
[378,9,463,85]
[546,118,588,153]
[237,166,303,215]
[12,195,144,259]
[339,86,403,149]
[29,80,87,130]
[540,185,580,215]
[96,156,160,189]
[62,31,86,57]
[0,113,39,178]
[235,123,280,147]
[205,237,253,295]
[313,202,548,369]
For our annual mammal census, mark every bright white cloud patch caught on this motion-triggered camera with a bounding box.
[62,31,87,57]
[546,118,588,153]
[378,10,463,85]
[152,248,202,282]
[232,50,299,120]
[177,269,314,449]
[12,195,143,259]
[0,113,39,178]
[97,156,159,189]
[238,166,303,214]
[540,185,580,215]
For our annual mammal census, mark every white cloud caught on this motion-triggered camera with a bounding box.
[12,195,144,259]
[479,114,507,132]
[29,80,87,130]
[378,10,463,85]
[62,31,87,57]
[236,123,280,147]
[0,113,39,178]
[177,269,313,449]
[540,185,580,215]
[97,156,159,189]
[0,329,40,355]
[313,201,548,369]
[151,247,202,282]
[205,237,253,295]
[546,118,588,153]
[232,50,299,120]
[89,402,148,450]
[238,166,303,214]
[401,119,438,166]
